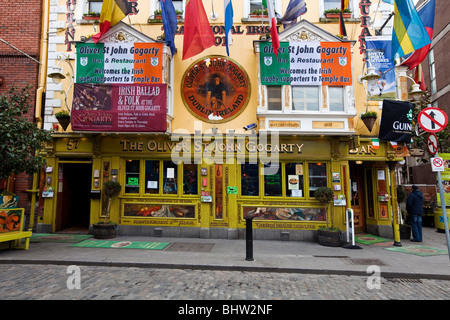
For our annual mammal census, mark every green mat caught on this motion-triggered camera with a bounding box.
[385,246,448,256]
[71,239,170,250]
[355,234,391,245]
[30,233,93,243]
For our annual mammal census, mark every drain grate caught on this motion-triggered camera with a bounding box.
[344,258,388,266]
[387,278,423,284]
[165,242,215,252]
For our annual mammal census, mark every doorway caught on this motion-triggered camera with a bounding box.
[350,162,366,233]
[56,162,92,232]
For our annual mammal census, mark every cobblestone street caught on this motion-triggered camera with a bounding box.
[2,264,449,300]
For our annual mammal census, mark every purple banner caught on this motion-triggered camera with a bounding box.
[72,83,167,132]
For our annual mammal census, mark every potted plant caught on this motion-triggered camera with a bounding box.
[83,11,100,20]
[93,181,122,239]
[315,186,342,247]
[55,110,70,131]
[154,9,162,19]
[324,8,351,18]
[360,110,378,132]
[250,9,268,18]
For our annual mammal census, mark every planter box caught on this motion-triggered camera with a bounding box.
[93,223,118,239]
[317,229,342,247]
[325,13,351,19]
[83,15,100,20]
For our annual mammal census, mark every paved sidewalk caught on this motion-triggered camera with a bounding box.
[0,226,449,280]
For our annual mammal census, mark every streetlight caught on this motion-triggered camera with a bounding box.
[48,55,74,112]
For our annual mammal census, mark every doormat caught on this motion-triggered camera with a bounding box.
[355,234,391,245]
[165,242,215,252]
[71,239,170,250]
[30,233,93,243]
[384,246,448,256]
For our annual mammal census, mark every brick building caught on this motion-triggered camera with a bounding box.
[0,1,44,210]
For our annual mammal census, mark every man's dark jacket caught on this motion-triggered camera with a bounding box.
[406,190,424,216]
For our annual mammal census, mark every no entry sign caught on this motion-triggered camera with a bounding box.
[418,107,448,133]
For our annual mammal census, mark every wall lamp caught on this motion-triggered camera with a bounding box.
[48,55,74,112]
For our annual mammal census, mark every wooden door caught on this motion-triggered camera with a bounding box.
[350,164,365,233]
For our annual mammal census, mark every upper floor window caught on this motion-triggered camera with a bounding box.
[88,0,102,13]
[328,86,344,111]
[245,0,281,17]
[292,86,320,111]
[267,86,282,111]
[324,0,342,11]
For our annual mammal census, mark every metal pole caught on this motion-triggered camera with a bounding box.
[436,152,450,260]
[245,217,254,261]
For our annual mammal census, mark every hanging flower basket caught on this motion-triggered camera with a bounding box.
[360,111,377,132]
[55,110,71,131]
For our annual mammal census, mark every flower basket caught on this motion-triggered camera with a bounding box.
[57,117,70,131]
[325,13,351,18]
[362,117,376,132]
[83,15,100,20]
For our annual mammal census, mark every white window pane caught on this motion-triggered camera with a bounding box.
[292,86,319,111]
[324,0,342,10]
[329,87,344,111]
[267,86,282,110]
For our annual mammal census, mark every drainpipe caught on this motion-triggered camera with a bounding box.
[28,0,50,231]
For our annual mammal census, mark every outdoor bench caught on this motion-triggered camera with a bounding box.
[0,208,32,250]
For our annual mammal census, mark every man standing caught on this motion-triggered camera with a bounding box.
[406,185,424,242]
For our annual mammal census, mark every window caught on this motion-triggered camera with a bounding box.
[240,162,328,198]
[183,164,198,195]
[125,159,198,196]
[292,86,320,111]
[156,0,184,13]
[145,160,160,194]
[285,162,304,197]
[88,0,102,13]
[245,0,281,17]
[328,87,344,111]
[241,163,259,196]
[163,161,178,194]
[309,163,327,197]
[264,163,282,196]
[267,86,282,110]
[324,0,342,11]
[125,160,140,194]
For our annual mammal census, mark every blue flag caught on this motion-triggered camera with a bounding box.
[281,0,306,28]
[391,0,431,59]
[224,0,233,56]
[161,0,178,56]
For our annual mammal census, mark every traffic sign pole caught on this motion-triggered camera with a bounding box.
[436,151,450,260]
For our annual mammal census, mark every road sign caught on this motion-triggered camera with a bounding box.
[418,107,448,133]
[427,133,438,155]
[415,123,426,136]
[431,157,444,172]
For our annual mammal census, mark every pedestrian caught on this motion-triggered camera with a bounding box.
[406,185,424,242]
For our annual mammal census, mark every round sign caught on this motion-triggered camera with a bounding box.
[427,133,438,155]
[181,55,251,123]
[418,107,448,133]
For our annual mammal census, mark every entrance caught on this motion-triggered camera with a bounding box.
[350,162,366,233]
[55,162,92,232]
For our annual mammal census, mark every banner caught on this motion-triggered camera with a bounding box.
[438,153,450,205]
[365,36,396,100]
[260,41,352,86]
[379,100,413,142]
[71,83,167,132]
[76,43,163,84]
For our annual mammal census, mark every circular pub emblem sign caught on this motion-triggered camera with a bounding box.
[181,55,250,123]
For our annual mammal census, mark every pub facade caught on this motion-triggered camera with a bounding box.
[36,0,404,241]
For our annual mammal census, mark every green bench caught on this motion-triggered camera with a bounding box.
[0,208,32,250]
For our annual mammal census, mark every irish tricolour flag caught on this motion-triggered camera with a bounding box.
[76,42,163,84]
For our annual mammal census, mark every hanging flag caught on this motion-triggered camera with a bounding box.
[161,0,178,56]
[382,0,394,3]
[371,138,380,149]
[92,0,132,44]
[262,0,280,57]
[391,0,431,60]
[182,0,215,60]
[401,0,435,70]
[224,0,234,56]
[281,0,306,29]
[414,63,426,91]
[379,100,413,142]
[339,0,349,38]
[390,141,398,148]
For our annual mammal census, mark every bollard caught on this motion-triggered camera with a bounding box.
[245,216,254,261]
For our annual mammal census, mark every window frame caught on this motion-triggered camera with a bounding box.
[239,161,329,200]
[122,159,199,197]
